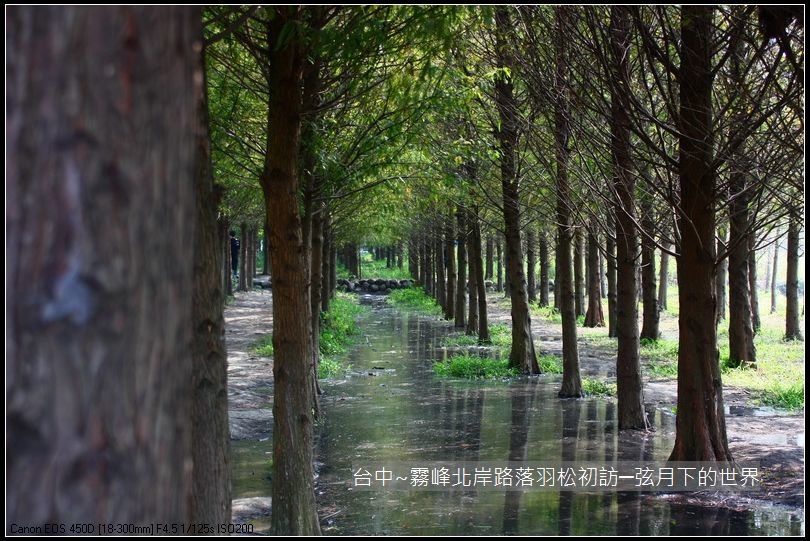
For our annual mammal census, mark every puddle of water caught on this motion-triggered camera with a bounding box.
[314,296,804,536]
[232,439,273,499]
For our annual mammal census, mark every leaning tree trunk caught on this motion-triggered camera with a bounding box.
[191,27,230,525]
[260,8,321,534]
[610,6,645,428]
[471,207,491,343]
[495,7,538,374]
[7,5,197,525]
[785,214,803,340]
[670,5,732,462]
[554,6,580,391]
[584,226,604,327]
[539,230,550,307]
[455,208,467,329]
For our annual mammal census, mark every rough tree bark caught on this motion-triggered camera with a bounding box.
[606,221,618,338]
[496,239,504,292]
[640,193,660,340]
[658,239,671,312]
[539,230,550,307]
[260,7,321,533]
[495,7,539,374]
[574,229,585,318]
[670,5,732,461]
[555,6,581,391]
[611,6,645,428]
[715,227,728,324]
[785,214,803,340]
[584,226,605,327]
[7,5,197,525]
[471,207,490,343]
[485,235,494,281]
[466,215,479,337]
[192,23,230,524]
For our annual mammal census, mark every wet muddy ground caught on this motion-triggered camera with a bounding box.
[226,289,804,535]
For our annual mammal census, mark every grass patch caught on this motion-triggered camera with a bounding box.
[443,333,479,347]
[582,378,616,397]
[251,334,274,357]
[538,354,563,374]
[358,255,411,280]
[531,304,562,324]
[319,357,349,379]
[434,354,519,379]
[759,382,804,410]
[388,287,442,316]
[640,337,679,378]
[489,323,511,348]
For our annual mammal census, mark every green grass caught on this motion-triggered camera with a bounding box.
[358,255,411,280]
[442,333,479,347]
[251,334,274,357]
[531,304,562,324]
[252,292,365,379]
[640,337,679,378]
[387,287,442,316]
[538,354,563,374]
[433,354,519,379]
[489,323,511,348]
[582,378,616,397]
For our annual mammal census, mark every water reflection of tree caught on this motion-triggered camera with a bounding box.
[502,386,538,534]
[558,398,582,535]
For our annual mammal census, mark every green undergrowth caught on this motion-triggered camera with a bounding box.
[387,287,442,316]
[434,353,519,379]
[531,304,562,324]
[252,292,365,379]
[582,378,616,397]
[539,354,563,374]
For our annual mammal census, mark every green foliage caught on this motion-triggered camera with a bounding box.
[320,293,366,357]
[319,357,348,379]
[538,354,563,374]
[251,334,275,357]
[433,354,519,379]
[489,323,511,347]
[760,383,804,410]
[576,314,585,326]
[443,333,479,347]
[387,287,442,316]
[531,304,562,324]
[358,254,411,279]
[640,337,679,377]
[582,378,617,397]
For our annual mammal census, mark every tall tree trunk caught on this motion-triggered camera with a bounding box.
[785,215,803,340]
[238,222,248,291]
[409,236,419,282]
[611,6,645,427]
[321,211,332,313]
[223,217,234,297]
[584,226,605,327]
[436,234,446,310]
[496,238,504,292]
[527,227,537,302]
[748,234,761,333]
[640,194,660,340]
[455,209,467,329]
[191,34,230,524]
[260,8,321,533]
[264,218,271,274]
[606,223,618,338]
[554,7,580,390]
[600,251,607,298]
[397,242,404,270]
[445,212,456,321]
[539,230,550,307]
[715,228,728,325]
[311,208,324,398]
[503,236,511,296]
[473,209,491,343]
[670,5,732,462]
[495,7,539,374]
[466,222,479,337]
[485,235,494,281]
[658,239,670,312]
[574,229,585,318]
[770,232,779,314]
[727,181,755,368]
[7,5,197,525]
[554,234,561,311]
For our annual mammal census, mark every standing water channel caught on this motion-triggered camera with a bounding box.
[312,295,802,535]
